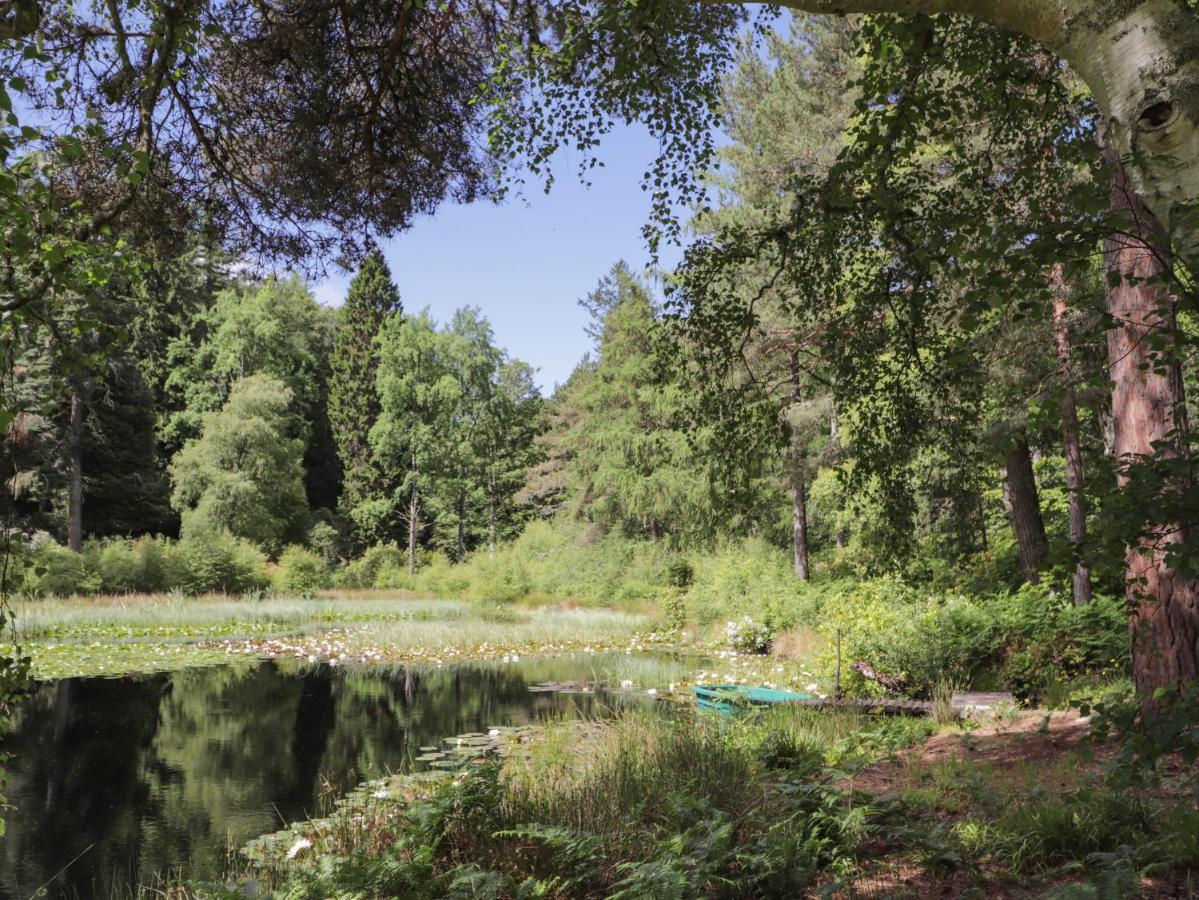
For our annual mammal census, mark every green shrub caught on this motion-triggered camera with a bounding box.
[95,539,141,593]
[467,554,531,603]
[343,542,406,588]
[26,542,102,596]
[306,519,341,567]
[275,545,328,596]
[168,530,268,594]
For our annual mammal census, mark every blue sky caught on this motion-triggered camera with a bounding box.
[311,123,687,394]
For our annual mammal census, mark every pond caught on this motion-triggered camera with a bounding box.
[0,654,677,899]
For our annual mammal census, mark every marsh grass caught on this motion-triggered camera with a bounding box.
[10,595,472,641]
[8,593,656,678]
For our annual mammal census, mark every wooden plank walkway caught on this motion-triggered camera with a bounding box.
[788,697,932,715]
[785,692,1014,717]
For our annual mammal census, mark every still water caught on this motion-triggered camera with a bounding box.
[0,655,652,899]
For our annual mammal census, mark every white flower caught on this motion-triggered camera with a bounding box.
[806,683,819,692]
[511,654,519,662]
[621,679,634,690]
[646,688,658,696]
[488,728,501,737]
[286,837,312,860]
[373,789,388,799]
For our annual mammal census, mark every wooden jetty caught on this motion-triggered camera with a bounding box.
[693,685,1014,717]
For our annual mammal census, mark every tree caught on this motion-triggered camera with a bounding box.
[682,16,858,578]
[163,276,336,513]
[169,375,308,554]
[1102,145,1199,698]
[371,311,456,575]
[329,250,403,551]
[569,265,713,541]
[478,360,544,552]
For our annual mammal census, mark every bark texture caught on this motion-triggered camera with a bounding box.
[1104,151,1199,698]
[1050,263,1093,605]
[66,390,84,553]
[1001,436,1050,583]
[771,0,1199,264]
[787,348,810,581]
[792,464,809,581]
[407,485,420,576]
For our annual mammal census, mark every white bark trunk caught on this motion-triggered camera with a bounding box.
[771,0,1199,264]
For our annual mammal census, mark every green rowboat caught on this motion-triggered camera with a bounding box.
[692,684,816,713]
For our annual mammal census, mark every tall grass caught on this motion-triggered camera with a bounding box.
[10,595,472,641]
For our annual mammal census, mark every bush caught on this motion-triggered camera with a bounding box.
[343,543,406,588]
[726,615,773,654]
[275,545,328,596]
[168,530,269,595]
[26,542,102,596]
[306,520,341,567]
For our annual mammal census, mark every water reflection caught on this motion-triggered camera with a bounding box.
[0,655,646,899]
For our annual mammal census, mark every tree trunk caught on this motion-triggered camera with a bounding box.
[488,470,497,554]
[771,0,1199,264]
[1104,147,1199,700]
[787,348,810,581]
[1050,264,1093,605]
[407,486,419,577]
[456,488,466,563]
[66,390,85,553]
[1001,436,1049,583]
[792,462,809,581]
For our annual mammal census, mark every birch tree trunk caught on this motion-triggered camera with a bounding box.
[787,348,810,581]
[407,485,420,577]
[1050,263,1093,605]
[66,390,85,553]
[792,462,809,581]
[772,0,1199,264]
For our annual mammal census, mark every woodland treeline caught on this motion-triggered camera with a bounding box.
[6,17,1178,602]
[0,3,1196,703]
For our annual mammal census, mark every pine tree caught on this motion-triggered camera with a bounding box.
[328,251,402,551]
[569,264,712,541]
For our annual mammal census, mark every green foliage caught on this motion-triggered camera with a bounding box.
[166,531,269,596]
[725,616,773,654]
[372,307,541,564]
[274,546,328,597]
[363,519,674,604]
[818,579,1127,699]
[237,708,875,897]
[305,519,341,568]
[566,264,715,541]
[26,542,103,597]
[170,374,308,555]
[21,534,268,597]
[988,790,1156,874]
[329,250,402,550]
[341,543,407,589]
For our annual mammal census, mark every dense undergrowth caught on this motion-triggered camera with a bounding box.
[178,705,1197,900]
[14,520,1130,703]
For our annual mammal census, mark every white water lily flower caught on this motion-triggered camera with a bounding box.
[646,688,658,696]
[373,789,388,799]
[488,728,501,737]
[286,837,312,860]
[621,679,634,690]
[806,683,819,692]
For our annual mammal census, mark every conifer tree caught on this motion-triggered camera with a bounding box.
[328,251,402,550]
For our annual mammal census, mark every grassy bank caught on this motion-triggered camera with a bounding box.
[184,703,1198,899]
